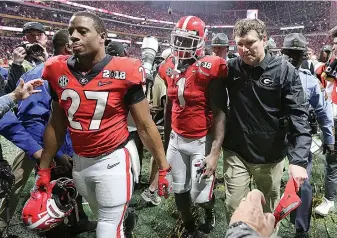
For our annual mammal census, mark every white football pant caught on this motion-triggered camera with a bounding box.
[167,130,215,204]
[72,140,138,238]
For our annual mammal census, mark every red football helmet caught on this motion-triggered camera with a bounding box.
[22,178,77,231]
[171,16,207,61]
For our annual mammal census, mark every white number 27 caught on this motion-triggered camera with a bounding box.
[61,89,109,130]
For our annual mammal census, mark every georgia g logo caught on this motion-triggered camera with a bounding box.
[260,78,273,87]
[58,75,68,88]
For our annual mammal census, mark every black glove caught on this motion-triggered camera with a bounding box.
[323,144,335,155]
[0,160,15,199]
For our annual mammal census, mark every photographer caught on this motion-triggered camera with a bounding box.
[6,22,48,93]
[282,33,334,238]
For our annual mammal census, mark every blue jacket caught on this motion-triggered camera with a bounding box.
[299,68,334,144]
[0,63,73,159]
[0,67,8,80]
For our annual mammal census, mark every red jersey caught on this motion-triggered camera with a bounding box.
[158,56,227,138]
[42,55,145,157]
[315,62,328,88]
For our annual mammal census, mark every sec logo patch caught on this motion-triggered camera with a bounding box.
[58,75,68,88]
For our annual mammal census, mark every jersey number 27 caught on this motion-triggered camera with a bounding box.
[61,89,108,130]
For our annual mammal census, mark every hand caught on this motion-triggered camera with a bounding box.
[230,189,275,238]
[32,149,43,160]
[158,166,172,198]
[203,154,218,177]
[10,78,43,102]
[288,164,308,191]
[323,144,334,155]
[12,47,27,65]
[54,154,72,176]
[35,166,52,190]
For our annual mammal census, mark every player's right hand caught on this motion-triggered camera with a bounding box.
[35,166,52,190]
[158,166,172,198]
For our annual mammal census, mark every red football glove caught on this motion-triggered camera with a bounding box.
[158,166,172,198]
[35,166,52,190]
[273,178,301,227]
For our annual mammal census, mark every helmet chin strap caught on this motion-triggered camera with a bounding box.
[172,55,197,77]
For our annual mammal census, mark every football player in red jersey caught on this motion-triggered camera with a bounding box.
[158,16,228,237]
[34,11,171,238]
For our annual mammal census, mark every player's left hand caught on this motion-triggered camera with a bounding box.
[203,153,218,177]
[54,154,72,176]
[288,164,308,192]
[158,166,172,198]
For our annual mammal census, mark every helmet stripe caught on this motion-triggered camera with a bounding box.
[27,212,51,230]
[182,16,193,30]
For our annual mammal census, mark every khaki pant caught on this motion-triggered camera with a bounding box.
[223,150,285,223]
[0,150,36,229]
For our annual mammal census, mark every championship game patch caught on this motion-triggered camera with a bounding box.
[58,75,68,88]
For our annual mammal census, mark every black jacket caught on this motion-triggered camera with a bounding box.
[211,54,311,167]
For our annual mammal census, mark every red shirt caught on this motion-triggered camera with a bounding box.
[42,55,145,157]
[158,56,227,138]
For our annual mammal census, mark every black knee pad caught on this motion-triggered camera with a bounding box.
[174,192,196,228]
[174,192,191,211]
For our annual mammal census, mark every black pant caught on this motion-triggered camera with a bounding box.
[324,118,337,200]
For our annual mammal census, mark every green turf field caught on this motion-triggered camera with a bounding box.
[1,136,337,238]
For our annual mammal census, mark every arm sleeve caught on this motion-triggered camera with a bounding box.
[5,64,25,93]
[0,111,42,157]
[225,224,260,238]
[0,95,16,118]
[309,78,334,144]
[124,85,145,106]
[283,68,312,168]
[209,77,229,114]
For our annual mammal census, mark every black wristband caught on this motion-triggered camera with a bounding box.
[228,221,255,231]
